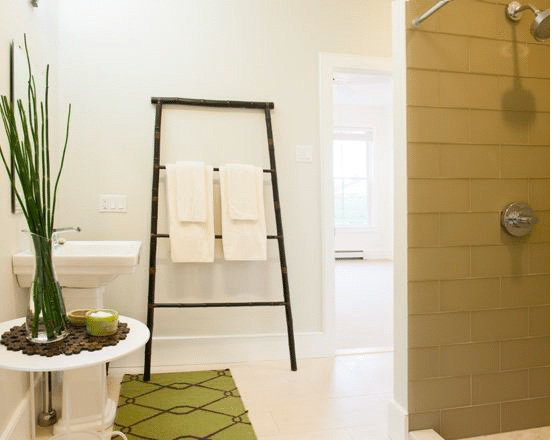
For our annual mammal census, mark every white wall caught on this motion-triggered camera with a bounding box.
[0,0,60,436]
[54,0,392,366]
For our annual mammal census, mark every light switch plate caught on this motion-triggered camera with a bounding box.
[296,144,313,163]
[99,194,127,213]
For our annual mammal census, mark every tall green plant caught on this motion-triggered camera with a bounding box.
[0,36,72,341]
[0,35,71,238]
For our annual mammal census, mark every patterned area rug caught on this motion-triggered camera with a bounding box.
[114,370,257,440]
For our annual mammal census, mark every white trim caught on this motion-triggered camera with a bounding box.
[319,53,337,355]
[319,52,393,358]
[388,399,409,440]
[336,346,393,356]
[108,331,332,368]
[392,0,409,421]
[152,330,322,341]
[0,376,41,440]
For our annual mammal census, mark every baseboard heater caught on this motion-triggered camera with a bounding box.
[335,250,364,260]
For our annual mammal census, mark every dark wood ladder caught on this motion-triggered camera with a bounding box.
[143,97,297,381]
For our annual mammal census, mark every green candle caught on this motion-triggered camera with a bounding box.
[86,309,118,336]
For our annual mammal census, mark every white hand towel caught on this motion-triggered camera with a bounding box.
[176,161,207,222]
[225,164,258,220]
[220,165,266,261]
[166,164,214,262]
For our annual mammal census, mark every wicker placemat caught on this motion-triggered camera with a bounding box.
[0,322,130,357]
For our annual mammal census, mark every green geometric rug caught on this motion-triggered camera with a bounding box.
[113,369,257,440]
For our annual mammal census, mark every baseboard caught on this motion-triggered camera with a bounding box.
[388,398,409,440]
[336,346,393,356]
[0,375,41,440]
[335,249,364,260]
[109,330,333,369]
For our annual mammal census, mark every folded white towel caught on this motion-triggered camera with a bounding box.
[220,165,266,261]
[225,164,258,220]
[166,164,214,262]
[176,161,207,222]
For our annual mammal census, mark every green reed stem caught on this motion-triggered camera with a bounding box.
[0,35,71,340]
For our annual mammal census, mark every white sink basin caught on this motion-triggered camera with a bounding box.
[13,241,142,288]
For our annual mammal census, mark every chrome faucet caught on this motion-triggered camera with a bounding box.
[53,226,81,234]
[52,226,81,246]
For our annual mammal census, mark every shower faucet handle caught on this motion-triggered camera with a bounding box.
[504,215,539,225]
[501,202,539,236]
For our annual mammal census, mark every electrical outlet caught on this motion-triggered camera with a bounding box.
[99,194,127,213]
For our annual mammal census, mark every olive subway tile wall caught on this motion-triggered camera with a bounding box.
[405,0,550,438]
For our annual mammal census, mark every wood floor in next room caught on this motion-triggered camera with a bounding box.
[336,260,394,352]
[37,352,393,440]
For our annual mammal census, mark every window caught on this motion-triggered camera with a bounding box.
[333,127,374,228]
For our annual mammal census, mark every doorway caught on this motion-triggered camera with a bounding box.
[319,53,395,357]
[332,70,394,354]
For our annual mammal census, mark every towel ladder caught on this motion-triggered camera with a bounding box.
[143,97,297,381]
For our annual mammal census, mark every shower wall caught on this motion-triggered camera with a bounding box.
[405,0,550,438]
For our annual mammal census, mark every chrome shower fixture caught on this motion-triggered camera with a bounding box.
[506,1,550,41]
[412,0,454,28]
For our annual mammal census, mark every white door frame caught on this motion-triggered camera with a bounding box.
[389,1,409,439]
[319,52,393,356]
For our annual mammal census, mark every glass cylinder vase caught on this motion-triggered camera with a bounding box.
[25,232,69,343]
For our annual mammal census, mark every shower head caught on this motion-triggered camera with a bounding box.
[506,1,550,41]
[531,8,550,41]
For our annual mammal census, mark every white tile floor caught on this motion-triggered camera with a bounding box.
[37,352,393,440]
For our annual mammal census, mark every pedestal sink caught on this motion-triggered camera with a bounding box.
[12,240,142,434]
[13,240,142,288]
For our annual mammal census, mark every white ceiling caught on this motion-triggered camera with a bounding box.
[333,72,392,107]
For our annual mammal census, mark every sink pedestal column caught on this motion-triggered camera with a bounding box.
[53,286,118,434]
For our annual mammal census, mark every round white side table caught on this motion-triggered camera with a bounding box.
[0,316,150,440]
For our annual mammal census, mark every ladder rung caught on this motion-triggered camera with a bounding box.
[151,301,286,308]
[152,233,280,239]
[156,165,275,173]
[151,97,274,109]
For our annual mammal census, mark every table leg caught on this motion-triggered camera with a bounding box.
[100,366,105,437]
[30,372,36,440]
[48,370,104,440]
[62,370,71,432]
[100,364,127,440]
